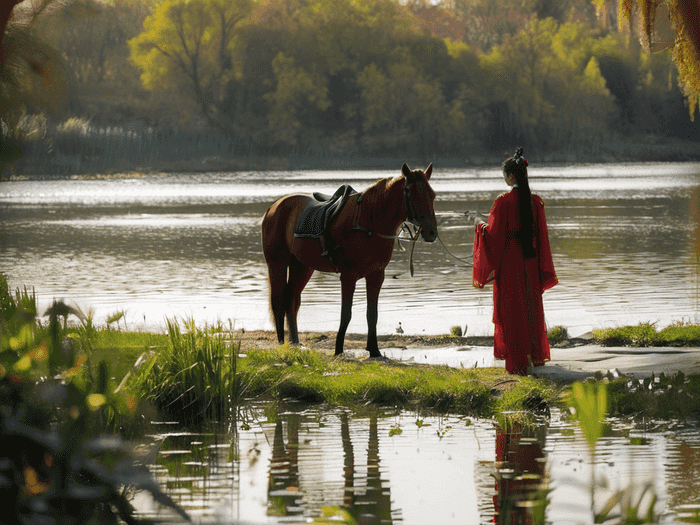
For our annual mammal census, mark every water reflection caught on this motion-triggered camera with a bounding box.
[492,420,549,525]
[134,405,700,524]
[267,412,394,524]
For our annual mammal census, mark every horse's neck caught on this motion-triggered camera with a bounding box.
[360,176,405,234]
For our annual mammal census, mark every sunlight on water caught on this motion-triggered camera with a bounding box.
[1,162,700,336]
[131,404,700,524]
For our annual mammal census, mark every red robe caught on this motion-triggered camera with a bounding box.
[473,190,557,375]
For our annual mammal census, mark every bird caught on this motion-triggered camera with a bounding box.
[395,322,404,335]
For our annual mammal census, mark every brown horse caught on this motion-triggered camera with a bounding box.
[261,163,437,357]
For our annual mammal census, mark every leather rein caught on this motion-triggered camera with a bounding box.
[351,176,424,241]
[351,176,426,276]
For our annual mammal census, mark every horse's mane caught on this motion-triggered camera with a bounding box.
[358,175,405,232]
[361,175,404,205]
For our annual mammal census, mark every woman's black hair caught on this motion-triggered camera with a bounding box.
[502,147,536,258]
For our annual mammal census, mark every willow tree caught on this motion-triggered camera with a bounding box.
[599,0,700,118]
[0,0,69,166]
[129,0,254,132]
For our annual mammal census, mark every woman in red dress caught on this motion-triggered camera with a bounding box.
[473,148,557,375]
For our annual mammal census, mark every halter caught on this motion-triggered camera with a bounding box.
[352,175,424,240]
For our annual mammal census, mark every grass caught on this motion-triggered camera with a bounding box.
[235,344,558,419]
[56,318,700,424]
[592,320,700,346]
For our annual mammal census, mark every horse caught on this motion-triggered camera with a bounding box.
[261,163,437,357]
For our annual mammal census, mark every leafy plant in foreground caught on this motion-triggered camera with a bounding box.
[567,381,658,524]
[0,275,188,524]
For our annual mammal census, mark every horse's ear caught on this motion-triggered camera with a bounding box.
[401,163,411,178]
[424,163,433,180]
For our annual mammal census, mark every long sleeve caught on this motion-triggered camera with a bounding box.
[472,194,506,288]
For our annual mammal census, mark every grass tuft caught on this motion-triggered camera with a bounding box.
[592,321,700,347]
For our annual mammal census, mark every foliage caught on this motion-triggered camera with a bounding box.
[128,0,254,132]
[592,321,700,346]
[144,318,242,424]
[612,0,700,119]
[0,0,70,168]
[0,274,188,524]
[547,325,568,345]
[567,380,608,456]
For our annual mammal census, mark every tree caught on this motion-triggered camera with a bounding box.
[129,0,254,132]
[601,0,700,118]
[1,0,69,166]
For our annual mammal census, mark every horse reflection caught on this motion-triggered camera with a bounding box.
[267,413,393,524]
[492,420,549,524]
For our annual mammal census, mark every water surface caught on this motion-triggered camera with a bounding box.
[133,403,700,524]
[1,163,699,336]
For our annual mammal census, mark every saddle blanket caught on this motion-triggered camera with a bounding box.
[294,184,357,238]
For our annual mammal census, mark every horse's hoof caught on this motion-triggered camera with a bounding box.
[366,354,387,361]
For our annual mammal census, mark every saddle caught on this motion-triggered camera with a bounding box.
[294,184,358,264]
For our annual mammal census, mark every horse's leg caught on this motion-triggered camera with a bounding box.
[285,256,314,344]
[335,274,357,356]
[267,260,288,344]
[365,270,385,358]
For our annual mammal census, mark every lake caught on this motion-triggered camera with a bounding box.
[131,402,700,524]
[1,163,699,337]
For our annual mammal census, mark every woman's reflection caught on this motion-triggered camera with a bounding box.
[492,419,549,524]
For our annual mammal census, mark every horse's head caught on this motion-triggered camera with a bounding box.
[401,163,437,242]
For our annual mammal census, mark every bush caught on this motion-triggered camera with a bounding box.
[0,274,188,524]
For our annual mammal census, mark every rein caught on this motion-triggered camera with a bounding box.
[351,176,418,240]
[351,175,434,276]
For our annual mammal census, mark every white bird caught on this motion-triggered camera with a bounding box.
[395,322,404,335]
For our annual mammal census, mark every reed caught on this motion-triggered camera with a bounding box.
[0,274,188,524]
[145,318,242,424]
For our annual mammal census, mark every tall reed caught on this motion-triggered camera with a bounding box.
[146,318,241,425]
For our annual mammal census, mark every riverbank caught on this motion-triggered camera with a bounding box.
[235,329,700,381]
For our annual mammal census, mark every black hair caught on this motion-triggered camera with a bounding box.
[502,147,536,258]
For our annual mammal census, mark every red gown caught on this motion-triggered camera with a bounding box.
[472,189,557,375]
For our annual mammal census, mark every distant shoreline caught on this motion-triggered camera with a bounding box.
[4,148,700,182]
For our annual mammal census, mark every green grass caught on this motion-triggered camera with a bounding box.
[236,345,559,419]
[591,321,700,347]
[83,328,168,380]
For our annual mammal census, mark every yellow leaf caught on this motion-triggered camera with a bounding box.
[126,395,137,414]
[23,467,49,496]
[28,344,48,361]
[14,355,31,372]
[87,394,107,410]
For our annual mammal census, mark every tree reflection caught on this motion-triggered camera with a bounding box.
[492,419,549,525]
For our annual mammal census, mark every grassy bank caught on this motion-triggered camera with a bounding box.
[591,321,700,347]
[84,322,700,425]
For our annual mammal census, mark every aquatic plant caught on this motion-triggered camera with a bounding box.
[144,318,243,425]
[0,274,188,524]
[238,346,557,417]
[566,380,660,524]
[546,325,568,345]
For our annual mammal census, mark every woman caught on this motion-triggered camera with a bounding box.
[473,148,557,375]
